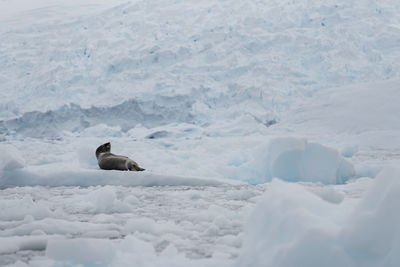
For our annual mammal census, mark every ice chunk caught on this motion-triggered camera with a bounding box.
[236,178,348,267]
[340,166,400,265]
[266,138,354,184]
[95,187,117,213]
[0,195,52,221]
[0,144,25,172]
[236,166,400,267]
[19,238,47,251]
[46,238,116,263]
[336,158,355,184]
[341,145,358,158]
[309,186,345,204]
[0,237,47,255]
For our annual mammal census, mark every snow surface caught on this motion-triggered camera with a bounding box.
[1,0,400,266]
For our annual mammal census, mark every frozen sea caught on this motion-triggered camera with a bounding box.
[1,0,400,266]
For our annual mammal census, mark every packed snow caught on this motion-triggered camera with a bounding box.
[1,0,400,266]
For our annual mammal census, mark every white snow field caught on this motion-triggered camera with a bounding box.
[1,0,400,266]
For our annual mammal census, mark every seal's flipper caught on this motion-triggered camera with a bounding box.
[127,161,145,171]
[135,166,145,171]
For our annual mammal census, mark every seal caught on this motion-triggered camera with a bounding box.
[95,142,145,171]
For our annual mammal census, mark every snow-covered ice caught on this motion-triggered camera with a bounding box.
[0,183,263,266]
[1,0,400,266]
[265,137,354,184]
[237,167,400,267]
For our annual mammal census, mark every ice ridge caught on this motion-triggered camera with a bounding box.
[0,96,195,138]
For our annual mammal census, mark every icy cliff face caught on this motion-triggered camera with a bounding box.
[0,96,195,138]
[1,0,400,136]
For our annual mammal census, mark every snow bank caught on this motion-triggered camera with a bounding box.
[281,79,400,152]
[0,165,238,188]
[266,138,354,184]
[236,166,400,267]
[285,80,400,134]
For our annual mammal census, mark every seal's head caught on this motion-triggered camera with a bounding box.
[96,142,111,159]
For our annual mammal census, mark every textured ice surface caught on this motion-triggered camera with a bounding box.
[1,97,195,138]
[1,0,400,124]
[1,0,400,266]
[0,184,264,266]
